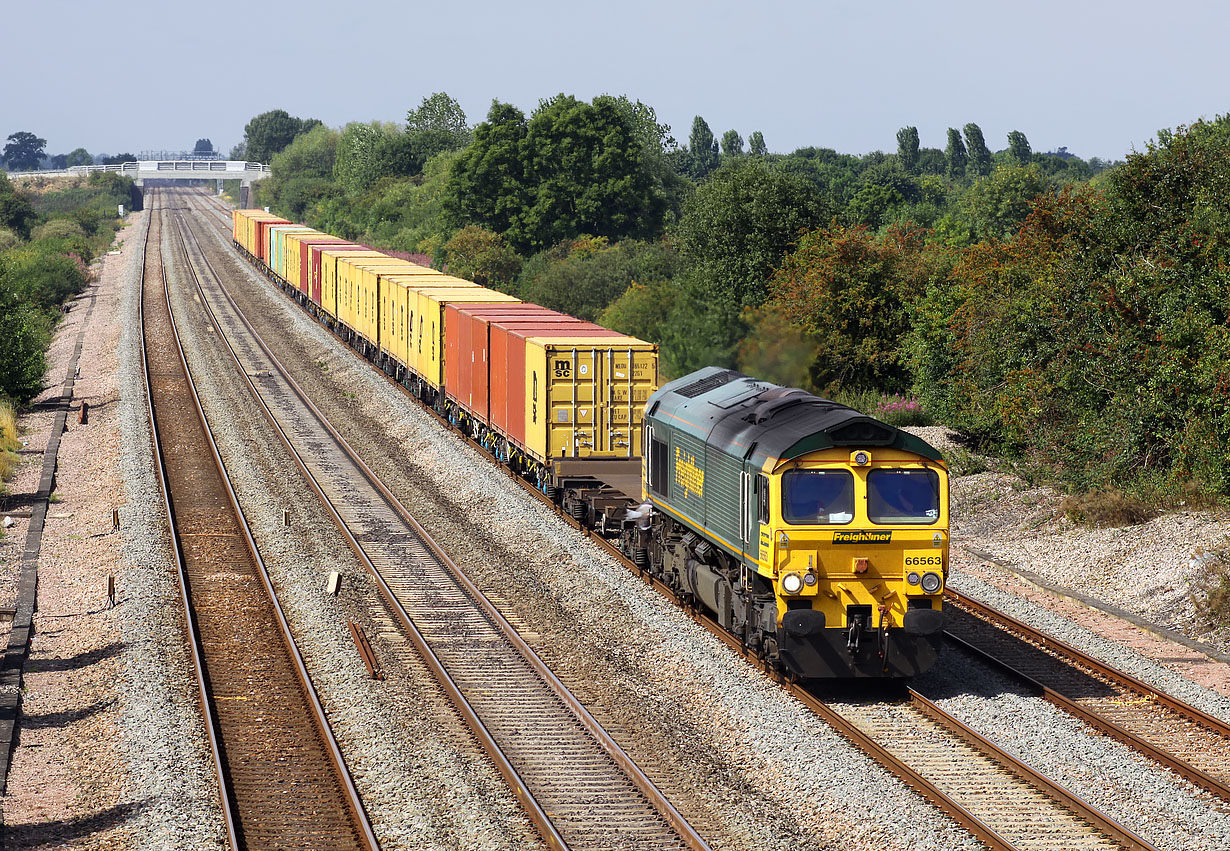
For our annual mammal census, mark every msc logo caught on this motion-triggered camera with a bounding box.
[833,530,893,545]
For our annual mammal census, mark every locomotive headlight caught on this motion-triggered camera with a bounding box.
[781,572,805,595]
[852,450,871,466]
[906,571,921,586]
[920,571,943,593]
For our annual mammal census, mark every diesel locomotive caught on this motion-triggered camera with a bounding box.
[618,367,948,679]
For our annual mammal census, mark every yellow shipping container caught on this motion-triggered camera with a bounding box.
[284,232,347,295]
[380,276,413,369]
[320,249,386,323]
[522,336,658,464]
[342,261,422,347]
[410,287,520,390]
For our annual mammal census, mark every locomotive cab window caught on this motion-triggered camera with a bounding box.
[647,430,669,497]
[867,469,940,524]
[782,470,853,525]
[757,474,769,524]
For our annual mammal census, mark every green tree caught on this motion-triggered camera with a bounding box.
[676,156,825,313]
[334,122,390,195]
[445,100,530,237]
[896,126,920,173]
[3,132,47,171]
[443,225,522,289]
[65,148,92,167]
[243,110,321,163]
[265,125,341,220]
[945,128,967,177]
[688,116,720,178]
[748,131,767,157]
[99,153,135,165]
[964,123,992,176]
[1007,130,1032,165]
[721,130,744,157]
[405,92,471,163]
[193,138,214,154]
[767,223,935,392]
[449,94,667,252]
[955,163,1052,240]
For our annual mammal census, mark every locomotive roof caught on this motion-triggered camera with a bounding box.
[647,367,943,467]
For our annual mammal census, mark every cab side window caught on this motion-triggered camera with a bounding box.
[757,475,769,523]
[647,428,669,497]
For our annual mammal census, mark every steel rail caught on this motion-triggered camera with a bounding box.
[148,194,379,849]
[137,192,240,850]
[944,590,1230,738]
[175,195,710,851]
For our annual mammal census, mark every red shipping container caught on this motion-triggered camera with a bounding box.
[491,320,622,448]
[446,304,561,420]
[308,243,371,306]
[256,218,291,264]
[296,236,351,298]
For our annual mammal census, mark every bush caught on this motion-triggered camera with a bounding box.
[1060,490,1154,528]
[519,237,682,321]
[0,299,50,402]
[0,228,19,251]
[32,218,85,241]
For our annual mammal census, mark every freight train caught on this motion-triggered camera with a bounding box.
[232,208,949,678]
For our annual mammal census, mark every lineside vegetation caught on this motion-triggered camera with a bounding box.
[242,97,1230,506]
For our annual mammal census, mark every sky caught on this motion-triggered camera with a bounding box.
[4,0,1226,163]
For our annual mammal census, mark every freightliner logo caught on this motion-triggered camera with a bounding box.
[832,530,892,545]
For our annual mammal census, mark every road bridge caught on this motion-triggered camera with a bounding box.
[7,161,271,205]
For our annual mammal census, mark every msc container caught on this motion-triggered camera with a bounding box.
[288,234,348,298]
[269,226,317,284]
[409,287,520,391]
[447,304,577,422]
[520,335,658,469]
[319,249,387,322]
[490,323,624,452]
[312,244,376,310]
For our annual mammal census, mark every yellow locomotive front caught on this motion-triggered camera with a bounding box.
[637,367,948,678]
[762,447,948,677]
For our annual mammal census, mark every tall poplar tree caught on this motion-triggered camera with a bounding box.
[1007,130,1032,165]
[963,123,992,176]
[721,130,744,157]
[748,131,767,156]
[689,116,720,178]
[896,126,920,173]
[945,128,967,177]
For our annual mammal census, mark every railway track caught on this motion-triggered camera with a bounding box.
[943,591,1230,802]
[181,189,1195,850]
[168,192,711,851]
[141,189,377,850]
